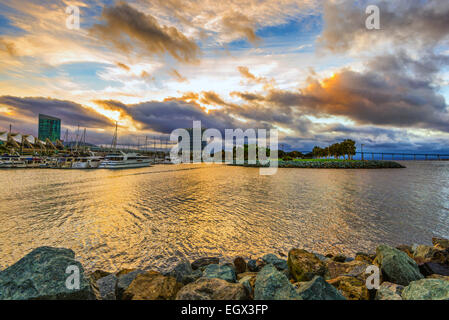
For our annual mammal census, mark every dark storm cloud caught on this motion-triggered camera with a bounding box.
[0,96,113,128]
[90,3,200,63]
[319,0,449,52]
[95,99,241,133]
[233,53,449,132]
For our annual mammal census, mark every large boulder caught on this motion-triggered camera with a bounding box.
[182,269,203,285]
[122,271,182,300]
[203,264,236,283]
[176,278,248,300]
[254,265,301,300]
[97,274,118,300]
[115,269,146,299]
[402,279,449,300]
[375,282,404,300]
[262,254,288,271]
[327,276,370,300]
[296,276,346,300]
[191,257,219,270]
[288,248,328,282]
[0,247,94,300]
[375,245,423,286]
[432,237,449,250]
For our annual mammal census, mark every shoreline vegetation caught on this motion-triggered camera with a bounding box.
[230,159,406,169]
[1,237,448,300]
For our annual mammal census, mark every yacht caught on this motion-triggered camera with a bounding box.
[99,151,151,169]
[71,153,103,169]
[0,155,27,168]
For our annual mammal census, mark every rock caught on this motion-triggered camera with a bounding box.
[97,274,118,300]
[90,270,111,282]
[262,254,288,271]
[326,260,370,281]
[176,278,248,300]
[327,276,369,300]
[402,279,449,300]
[254,265,301,300]
[431,248,449,265]
[182,269,203,285]
[116,269,136,277]
[375,245,423,286]
[355,252,375,264]
[166,258,193,283]
[331,254,347,263]
[239,274,257,299]
[396,245,414,258]
[248,258,266,272]
[375,282,404,300]
[419,262,449,277]
[296,276,346,300]
[413,245,439,261]
[233,257,247,274]
[0,246,94,300]
[122,271,182,300]
[287,248,328,282]
[116,269,146,299]
[203,264,236,283]
[432,237,449,250]
[314,253,329,262]
[191,257,219,270]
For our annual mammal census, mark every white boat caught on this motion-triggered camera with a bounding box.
[99,151,151,169]
[0,155,27,168]
[71,153,103,169]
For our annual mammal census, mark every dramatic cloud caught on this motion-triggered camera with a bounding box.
[234,53,449,132]
[94,99,240,133]
[0,96,114,129]
[90,3,201,63]
[319,0,449,53]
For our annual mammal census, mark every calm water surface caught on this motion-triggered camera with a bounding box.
[0,162,448,272]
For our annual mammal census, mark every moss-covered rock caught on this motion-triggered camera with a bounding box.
[176,278,248,300]
[0,246,94,300]
[402,279,449,300]
[296,276,346,300]
[288,248,328,282]
[327,276,370,300]
[375,245,423,286]
[254,265,301,300]
[122,271,182,300]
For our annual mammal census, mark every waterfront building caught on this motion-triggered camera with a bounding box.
[38,114,61,142]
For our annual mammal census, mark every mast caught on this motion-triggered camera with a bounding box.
[111,122,118,151]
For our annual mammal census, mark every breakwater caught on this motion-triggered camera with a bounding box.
[0,237,448,300]
[232,160,406,169]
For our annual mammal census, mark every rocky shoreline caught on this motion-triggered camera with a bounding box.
[231,160,406,169]
[0,237,448,300]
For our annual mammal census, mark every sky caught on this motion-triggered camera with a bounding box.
[0,0,448,153]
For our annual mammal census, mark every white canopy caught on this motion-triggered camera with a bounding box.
[0,132,7,142]
[25,135,36,144]
[12,134,22,143]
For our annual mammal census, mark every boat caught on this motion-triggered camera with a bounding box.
[99,151,151,169]
[0,155,27,168]
[71,152,103,169]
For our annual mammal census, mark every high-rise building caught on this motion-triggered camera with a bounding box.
[38,114,61,142]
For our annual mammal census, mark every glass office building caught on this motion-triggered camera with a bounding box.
[38,114,61,142]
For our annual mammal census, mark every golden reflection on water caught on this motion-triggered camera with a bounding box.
[0,162,448,272]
